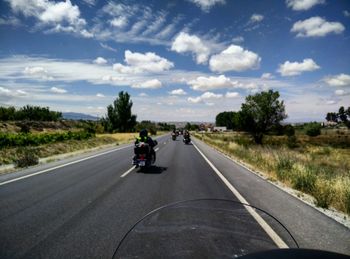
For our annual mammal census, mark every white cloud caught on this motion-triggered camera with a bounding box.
[96,93,105,97]
[278,58,320,76]
[261,73,274,79]
[323,74,350,87]
[113,50,174,74]
[188,75,235,91]
[326,100,337,105]
[187,96,202,103]
[23,66,46,75]
[187,91,223,104]
[335,89,346,96]
[232,36,244,44]
[225,91,239,98]
[132,79,162,89]
[286,0,325,11]
[100,43,117,53]
[109,17,128,28]
[344,10,350,17]
[188,0,226,12]
[16,89,27,95]
[209,45,261,72]
[291,17,345,37]
[93,57,107,65]
[51,87,67,93]
[171,32,210,64]
[0,86,11,94]
[250,14,264,23]
[7,0,89,38]
[170,88,187,95]
[0,16,21,26]
[200,91,223,99]
[139,92,148,97]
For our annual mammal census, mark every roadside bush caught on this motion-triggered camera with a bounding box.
[286,135,298,148]
[313,180,334,209]
[345,187,350,214]
[15,147,39,168]
[284,125,295,137]
[291,167,317,193]
[305,122,321,137]
[276,155,294,180]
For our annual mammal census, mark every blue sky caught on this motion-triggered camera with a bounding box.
[0,0,349,122]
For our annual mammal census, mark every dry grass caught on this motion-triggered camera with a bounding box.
[194,132,350,214]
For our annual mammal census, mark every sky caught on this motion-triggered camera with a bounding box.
[0,0,349,122]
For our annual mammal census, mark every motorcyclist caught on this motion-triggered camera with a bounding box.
[184,130,190,139]
[133,129,156,166]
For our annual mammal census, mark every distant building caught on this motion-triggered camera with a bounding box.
[213,126,227,132]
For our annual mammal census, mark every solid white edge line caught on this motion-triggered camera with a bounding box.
[0,145,132,186]
[120,166,136,178]
[192,142,288,249]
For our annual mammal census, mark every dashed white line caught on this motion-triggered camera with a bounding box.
[192,142,288,249]
[154,147,159,152]
[120,166,136,178]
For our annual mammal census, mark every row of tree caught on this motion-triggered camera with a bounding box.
[0,105,62,121]
[216,90,287,143]
[326,106,350,128]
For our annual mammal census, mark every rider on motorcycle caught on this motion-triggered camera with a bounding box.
[184,130,190,139]
[133,129,156,166]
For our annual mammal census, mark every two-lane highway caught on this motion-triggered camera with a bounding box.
[0,134,349,258]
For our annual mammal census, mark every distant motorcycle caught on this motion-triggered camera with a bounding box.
[171,133,176,141]
[133,140,157,168]
[183,135,191,144]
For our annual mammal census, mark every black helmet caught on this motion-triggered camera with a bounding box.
[140,129,148,138]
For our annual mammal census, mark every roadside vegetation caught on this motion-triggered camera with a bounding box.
[197,90,350,215]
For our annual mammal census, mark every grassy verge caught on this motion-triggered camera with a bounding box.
[193,132,350,215]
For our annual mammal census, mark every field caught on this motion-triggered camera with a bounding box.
[193,130,350,215]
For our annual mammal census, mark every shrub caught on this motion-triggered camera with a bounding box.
[345,187,350,214]
[15,147,39,168]
[284,125,295,137]
[313,180,334,209]
[286,135,298,148]
[276,155,294,180]
[305,122,321,137]
[291,167,317,193]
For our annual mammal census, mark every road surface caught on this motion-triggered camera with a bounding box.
[0,134,349,258]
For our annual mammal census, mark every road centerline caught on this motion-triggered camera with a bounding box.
[192,142,288,249]
[120,166,136,178]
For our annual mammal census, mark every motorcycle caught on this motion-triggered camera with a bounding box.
[113,199,348,258]
[171,133,176,141]
[183,135,191,144]
[132,140,157,168]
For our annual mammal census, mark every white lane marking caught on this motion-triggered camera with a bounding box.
[163,142,166,144]
[192,142,288,249]
[154,147,159,152]
[0,145,132,186]
[120,166,136,178]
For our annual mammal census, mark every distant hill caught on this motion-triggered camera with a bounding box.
[62,112,99,121]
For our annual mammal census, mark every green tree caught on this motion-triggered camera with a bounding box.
[305,122,321,137]
[105,91,137,132]
[326,112,338,122]
[215,111,234,129]
[240,90,287,144]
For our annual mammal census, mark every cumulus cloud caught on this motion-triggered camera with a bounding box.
[225,91,239,98]
[187,91,223,104]
[344,10,350,17]
[170,88,187,95]
[261,73,274,79]
[187,75,235,91]
[139,92,148,97]
[113,50,174,74]
[250,14,264,23]
[51,87,67,93]
[96,93,105,97]
[171,32,210,64]
[335,89,347,96]
[291,17,345,37]
[0,86,11,94]
[278,58,320,76]
[7,0,90,38]
[188,0,225,12]
[209,45,261,72]
[323,74,350,87]
[109,16,128,28]
[132,79,162,89]
[93,57,107,65]
[286,0,325,11]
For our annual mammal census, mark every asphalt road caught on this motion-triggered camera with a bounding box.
[0,134,349,258]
